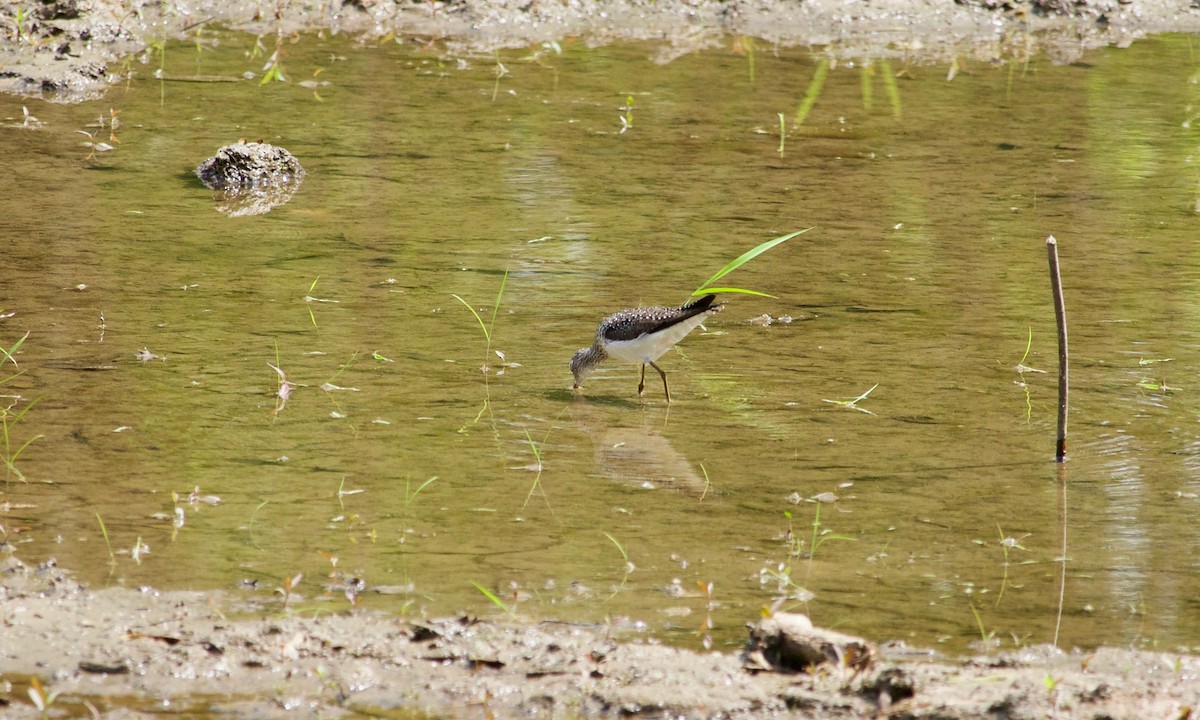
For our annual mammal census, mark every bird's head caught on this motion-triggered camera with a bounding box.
[570,346,603,389]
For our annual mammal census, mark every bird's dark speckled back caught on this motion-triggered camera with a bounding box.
[598,294,721,343]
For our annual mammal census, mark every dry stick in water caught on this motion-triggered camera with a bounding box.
[1046,236,1068,461]
[1047,235,1071,645]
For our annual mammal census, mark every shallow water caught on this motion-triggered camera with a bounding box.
[3,31,1200,656]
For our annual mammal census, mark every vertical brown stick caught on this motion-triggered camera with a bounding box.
[1046,236,1068,462]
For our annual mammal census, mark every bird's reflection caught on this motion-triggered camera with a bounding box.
[569,401,710,496]
[595,426,709,495]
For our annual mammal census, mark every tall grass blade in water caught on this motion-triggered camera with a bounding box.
[692,228,812,298]
[451,268,509,373]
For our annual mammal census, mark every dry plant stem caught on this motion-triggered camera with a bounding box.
[1046,236,1068,462]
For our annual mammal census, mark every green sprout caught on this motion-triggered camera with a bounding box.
[969,602,996,644]
[403,475,437,514]
[603,532,634,591]
[260,33,287,84]
[27,676,60,719]
[521,429,548,509]
[491,51,508,102]
[472,581,516,617]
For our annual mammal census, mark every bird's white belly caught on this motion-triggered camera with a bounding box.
[604,315,710,364]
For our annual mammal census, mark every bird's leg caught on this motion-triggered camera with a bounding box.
[648,360,670,403]
[637,363,647,396]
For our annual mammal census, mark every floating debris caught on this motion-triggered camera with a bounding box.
[749,314,795,327]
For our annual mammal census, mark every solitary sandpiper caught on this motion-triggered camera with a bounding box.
[570,294,724,402]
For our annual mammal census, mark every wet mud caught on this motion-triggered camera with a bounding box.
[1,563,1198,718]
[4,0,1200,102]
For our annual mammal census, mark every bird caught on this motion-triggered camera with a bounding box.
[570,294,724,402]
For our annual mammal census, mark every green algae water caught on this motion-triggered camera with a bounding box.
[3,31,1200,655]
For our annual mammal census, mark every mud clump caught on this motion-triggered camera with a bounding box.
[195,141,306,217]
[744,612,876,674]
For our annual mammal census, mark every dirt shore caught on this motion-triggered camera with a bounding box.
[1,561,1198,718]
[5,0,1200,102]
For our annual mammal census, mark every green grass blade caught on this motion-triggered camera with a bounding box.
[471,581,515,616]
[488,268,509,338]
[603,532,629,562]
[323,351,359,385]
[860,61,874,111]
[11,434,43,463]
[409,475,438,501]
[880,59,902,120]
[524,429,542,464]
[96,513,116,563]
[692,228,812,297]
[10,397,38,424]
[794,58,829,126]
[403,474,439,511]
[692,287,777,298]
[1018,326,1033,365]
[451,294,490,343]
[2,331,30,367]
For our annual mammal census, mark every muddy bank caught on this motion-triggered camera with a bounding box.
[4,0,1200,102]
[1,562,1198,718]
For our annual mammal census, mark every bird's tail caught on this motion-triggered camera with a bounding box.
[683,293,723,313]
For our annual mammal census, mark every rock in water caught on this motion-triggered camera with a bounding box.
[195,141,305,217]
[195,141,305,190]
